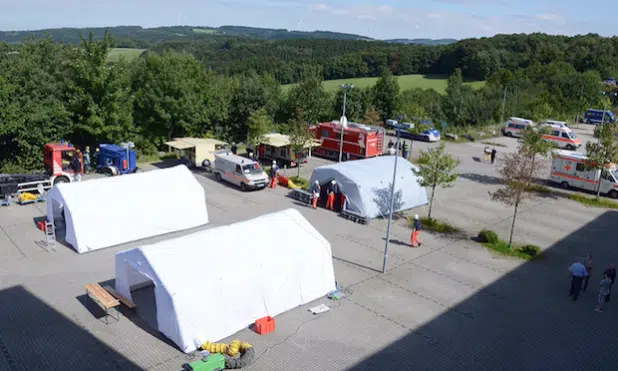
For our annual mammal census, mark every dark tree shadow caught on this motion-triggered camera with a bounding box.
[372,185,404,218]
[0,285,142,370]
[347,211,618,371]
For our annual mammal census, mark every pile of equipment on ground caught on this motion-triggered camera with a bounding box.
[182,340,255,370]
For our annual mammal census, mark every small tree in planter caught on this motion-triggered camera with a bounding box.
[413,143,460,219]
[490,149,546,247]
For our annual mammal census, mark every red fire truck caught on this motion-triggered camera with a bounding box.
[311,121,385,160]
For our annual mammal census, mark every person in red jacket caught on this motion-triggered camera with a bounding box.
[269,160,279,189]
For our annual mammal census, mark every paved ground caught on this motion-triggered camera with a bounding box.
[1,125,617,371]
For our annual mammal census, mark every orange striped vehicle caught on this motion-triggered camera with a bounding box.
[550,150,618,198]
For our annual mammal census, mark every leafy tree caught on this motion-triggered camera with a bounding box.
[520,125,555,172]
[490,149,546,246]
[362,106,382,126]
[333,87,367,122]
[132,51,221,146]
[246,108,273,147]
[585,122,618,199]
[372,69,400,120]
[287,109,314,177]
[286,73,330,124]
[413,143,460,219]
[64,30,134,147]
[443,68,474,126]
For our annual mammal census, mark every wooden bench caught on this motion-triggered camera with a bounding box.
[103,285,136,309]
[85,283,120,324]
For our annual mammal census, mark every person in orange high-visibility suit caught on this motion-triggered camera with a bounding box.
[325,179,338,211]
[309,180,321,209]
[269,160,279,189]
[411,214,422,247]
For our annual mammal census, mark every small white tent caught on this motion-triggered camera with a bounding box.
[310,156,428,218]
[46,165,208,253]
[115,208,336,353]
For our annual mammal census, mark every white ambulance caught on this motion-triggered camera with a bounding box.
[503,117,535,138]
[541,124,582,150]
[213,152,269,191]
[550,150,618,198]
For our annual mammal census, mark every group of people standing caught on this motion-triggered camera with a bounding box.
[308,180,339,210]
[569,255,616,312]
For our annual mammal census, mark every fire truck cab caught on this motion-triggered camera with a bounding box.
[43,142,83,184]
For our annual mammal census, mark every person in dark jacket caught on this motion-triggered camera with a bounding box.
[490,148,497,164]
[309,180,321,209]
[604,264,616,302]
[71,152,82,182]
[411,214,422,247]
[231,142,238,155]
[269,160,279,189]
[325,180,338,211]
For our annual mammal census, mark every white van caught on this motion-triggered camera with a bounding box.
[213,152,269,191]
[541,125,581,150]
[550,150,618,198]
[503,117,535,138]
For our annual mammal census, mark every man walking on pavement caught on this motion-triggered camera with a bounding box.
[583,254,594,291]
[71,150,83,182]
[490,148,497,164]
[231,142,238,155]
[84,146,91,173]
[568,259,588,301]
[325,180,338,211]
[603,264,616,302]
[596,272,613,312]
[269,160,279,189]
[309,180,321,209]
[411,214,422,247]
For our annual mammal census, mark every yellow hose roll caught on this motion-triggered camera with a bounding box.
[287,180,297,189]
[227,340,241,357]
[200,341,228,354]
[239,341,253,351]
[19,192,38,201]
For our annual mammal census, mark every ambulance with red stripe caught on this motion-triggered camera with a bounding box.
[503,117,535,138]
[541,124,581,150]
[550,150,618,198]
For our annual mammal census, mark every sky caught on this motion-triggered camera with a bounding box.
[0,0,614,40]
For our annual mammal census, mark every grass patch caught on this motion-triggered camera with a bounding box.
[568,193,618,209]
[476,229,540,260]
[289,176,310,190]
[442,124,500,143]
[480,141,508,148]
[282,74,485,94]
[107,48,147,63]
[409,216,461,234]
[192,28,216,34]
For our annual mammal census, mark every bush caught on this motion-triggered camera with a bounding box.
[289,176,310,190]
[516,244,541,258]
[477,229,499,243]
[415,217,461,234]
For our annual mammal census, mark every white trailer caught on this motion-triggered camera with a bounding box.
[550,150,618,198]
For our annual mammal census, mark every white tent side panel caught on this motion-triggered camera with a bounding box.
[115,208,336,353]
[47,165,208,253]
[309,156,429,218]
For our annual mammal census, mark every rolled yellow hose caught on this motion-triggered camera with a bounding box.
[201,340,253,357]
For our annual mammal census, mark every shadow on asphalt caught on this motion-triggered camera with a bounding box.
[347,211,618,371]
[0,285,143,370]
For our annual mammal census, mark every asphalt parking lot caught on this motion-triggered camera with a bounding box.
[1,124,618,371]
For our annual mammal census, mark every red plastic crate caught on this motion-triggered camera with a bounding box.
[255,316,275,335]
[37,221,46,231]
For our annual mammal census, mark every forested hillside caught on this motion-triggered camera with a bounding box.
[1,29,617,173]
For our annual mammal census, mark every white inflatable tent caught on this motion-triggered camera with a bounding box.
[309,156,429,219]
[115,208,336,353]
[46,165,208,253]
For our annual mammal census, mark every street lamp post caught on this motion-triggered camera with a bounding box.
[382,117,403,273]
[338,84,354,162]
[598,91,617,144]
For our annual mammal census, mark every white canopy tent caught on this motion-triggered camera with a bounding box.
[309,156,428,218]
[46,165,208,253]
[115,208,336,353]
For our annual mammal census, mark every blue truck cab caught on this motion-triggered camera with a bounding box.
[583,109,616,125]
[98,143,137,176]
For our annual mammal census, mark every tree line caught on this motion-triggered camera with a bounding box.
[1,30,617,172]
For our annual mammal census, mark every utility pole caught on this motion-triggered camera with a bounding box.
[575,85,584,128]
[338,84,354,162]
[382,119,402,273]
[499,86,507,133]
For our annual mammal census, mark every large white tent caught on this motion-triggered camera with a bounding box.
[115,208,336,353]
[46,165,208,253]
[309,156,428,219]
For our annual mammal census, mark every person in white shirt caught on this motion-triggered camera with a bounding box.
[569,259,588,301]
